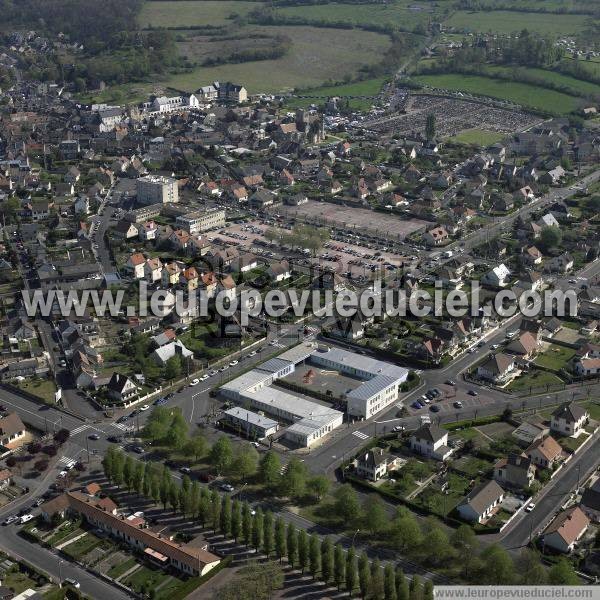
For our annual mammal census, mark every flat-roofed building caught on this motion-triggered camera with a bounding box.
[136,175,178,205]
[223,407,279,440]
[176,209,226,234]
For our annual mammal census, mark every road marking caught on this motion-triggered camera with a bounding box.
[57,456,77,467]
[352,431,369,440]
[70,424,90,436]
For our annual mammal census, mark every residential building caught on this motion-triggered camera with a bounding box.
[107,373,138,403]
[136,175,178,205]
[477,353,516,385]
[355,447,402,482]
[457,480,505,523]
[493,454,535,490]
[581,479,600,522]
[0,413,26,447]
[482,264,511,287]
[175,209,226,234]
[423,226,449,247]
[542,506,589,553]
[525,435,563,469]
[409,424,452,461]
[551,402,588,438]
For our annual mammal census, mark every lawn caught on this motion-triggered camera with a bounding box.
[107,557,138,580]
[507,370,565,392]
[61,532,104,559]
[3,570,40,595]
[413,73,582,114]
[138,0,258,28]
[453,456,495,477]
[275,2,434,31]
[444,10,590,36]
[165,25,391,93]
[534,344,576,371]
[557,431,590,453]
[122,565,172,593]
[412,472,470,516]
[448,129,507,146]
[584,401,600,421]
[15,378,58,404]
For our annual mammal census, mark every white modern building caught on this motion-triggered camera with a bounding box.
[222,407,279,440]
[176,209,226,234]
[137,175,179,205]
[144,95,201,114]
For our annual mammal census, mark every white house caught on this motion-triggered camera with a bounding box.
[482,263,511,287]
[126,253,146,279]
[409,424,452,461]
[542,506,589,553]
[457,480,505,523]
[550,402,588,438]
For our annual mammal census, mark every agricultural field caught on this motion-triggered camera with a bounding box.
[563,56,600,78]
[413,73,582,114]
[166,25,391,93]
[487,65,600,98]
[448,128,507,146]
[444,10,591,36]
[138,0,259,28]
[275,1,439,31]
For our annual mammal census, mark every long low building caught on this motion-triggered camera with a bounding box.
[222,407,279,440]
[42,490,220,576]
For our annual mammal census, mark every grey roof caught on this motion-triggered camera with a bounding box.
[223,407,278,430]
[458,480,505,515]
[412,424,447,444]
[256,358,294,374]
[276,342,317,364]
[219,369,273,394]
[581,479,600,512]
[552,402,587,423]
[347,374,398,401]
[312,346,408,380]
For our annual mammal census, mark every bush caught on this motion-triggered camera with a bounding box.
[43,445,57,457]
[34,460,49,472]
[28,442,42,454]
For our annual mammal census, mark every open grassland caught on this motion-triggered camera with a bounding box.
[167,25,390,93]
[275,1,436,30]
[413,73,582,114]
[285,77,387,109]
[138,0,259,28]
[448,129,507,146]
[445,10,590,36]
[564,56,600,78]
[488,65,600,97]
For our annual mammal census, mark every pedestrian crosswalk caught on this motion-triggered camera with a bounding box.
[70,424,90,436]
[271,341,285,348]
[57,456,77,468]
[112,422,134,432]
[352,431,369,440]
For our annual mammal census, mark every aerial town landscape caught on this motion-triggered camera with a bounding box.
[0,0,599,599]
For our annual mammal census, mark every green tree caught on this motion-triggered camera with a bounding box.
[252,508,264,551]
[275,516,286,563]
[358,552,371,599]
[164,354,182,380]
[396,568,409,600]
[539,226,562,251]
[321,537,334,584]
[391,511,422,552]
[150,476,161,506]
[423,580,433,600]
[231,499,242,543]
[259,451,281,488]
[298,529,309,573]
[190,480,201,518]
[242,502,253,546]
[309,534,321,579]
[409,574,421,600]
[306,475,330,502]
[371,558,384,600]
[287,523,298,567]
[346,547,357,596]
[123,455,134,490]
[425,113,435,141]
[211,489,221,531]
[279,458,308,499]
[451,524,478,577]
[334,543,346,590]
[165,411,188,451]
[364,496,388,535]
[548,558,579,585]
[519,549,547,585]
[168,480,180,512]
[198,490,210,527]
[479,545,514,585]
[209,436,234,475]
[184,433,208,462]
[220,495,232,537]
[334,484,362,525]
[231,443,259,480]
[263,511,274,557]
[384,563,397,600]
[421,525,452,566]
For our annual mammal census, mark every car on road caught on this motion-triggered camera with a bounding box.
[525,502,535,512]
[220,483,235,493]
[139,404,150,411]
[219,366,229,372]
[209,370,218,376]
[490,344,500,350]
[132,446,145,454]
[189,379,200,386]
[249,351,257,357]
[19,514,34,524]
[430,405,440,412]
[200,374,209,381]
[467,390,478,396]
[445,379,456,386]
[393,425,405,432]
[2,515,17,526]
[165,393,174,400]
[411,401,423,409]
[229,360,239,366]
[179,467,192,475]
[63,579,80,590]
[88,433,100,440]
[453,401,463,408]
[117,415,129,424]
[153,397,167,406]
[33,498,44,507]
[107,436,123,443]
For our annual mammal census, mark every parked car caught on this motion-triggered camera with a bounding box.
[453,401,463,408]
[179,467,192,475]
[467,390,478,396]
[200,374,209,381]
[132,446,145,454]
[107,436,123,443]
[220,483,234,493]
[411,401,423,409]
[189,379,200,386]
[525,502,536,512]
[63,579,80,590]
[229,360,239,366]
[2,515,17,526]
[139,404,150,411]
[153,397,167,406]
[19,514,34,524]
[430,405,440,412]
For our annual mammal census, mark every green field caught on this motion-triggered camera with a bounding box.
[166,25,391,93]
[488,65,600,97]
[413,73,582,114]
[445,10,590,35]
[448,128,507,146]
[534,344,576,370]
[564,56,600,78]
[276,2,435,30]
[138,0,259,28]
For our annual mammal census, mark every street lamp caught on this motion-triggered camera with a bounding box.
[352,529,360,546]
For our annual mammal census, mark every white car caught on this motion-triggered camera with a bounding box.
[229,360,239,366]
[200,374,210,381]
[19,514,34,524]
[249,351,257,357]
[139,405,149,411]
[189,379,200,386]
[525,502,536,512]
